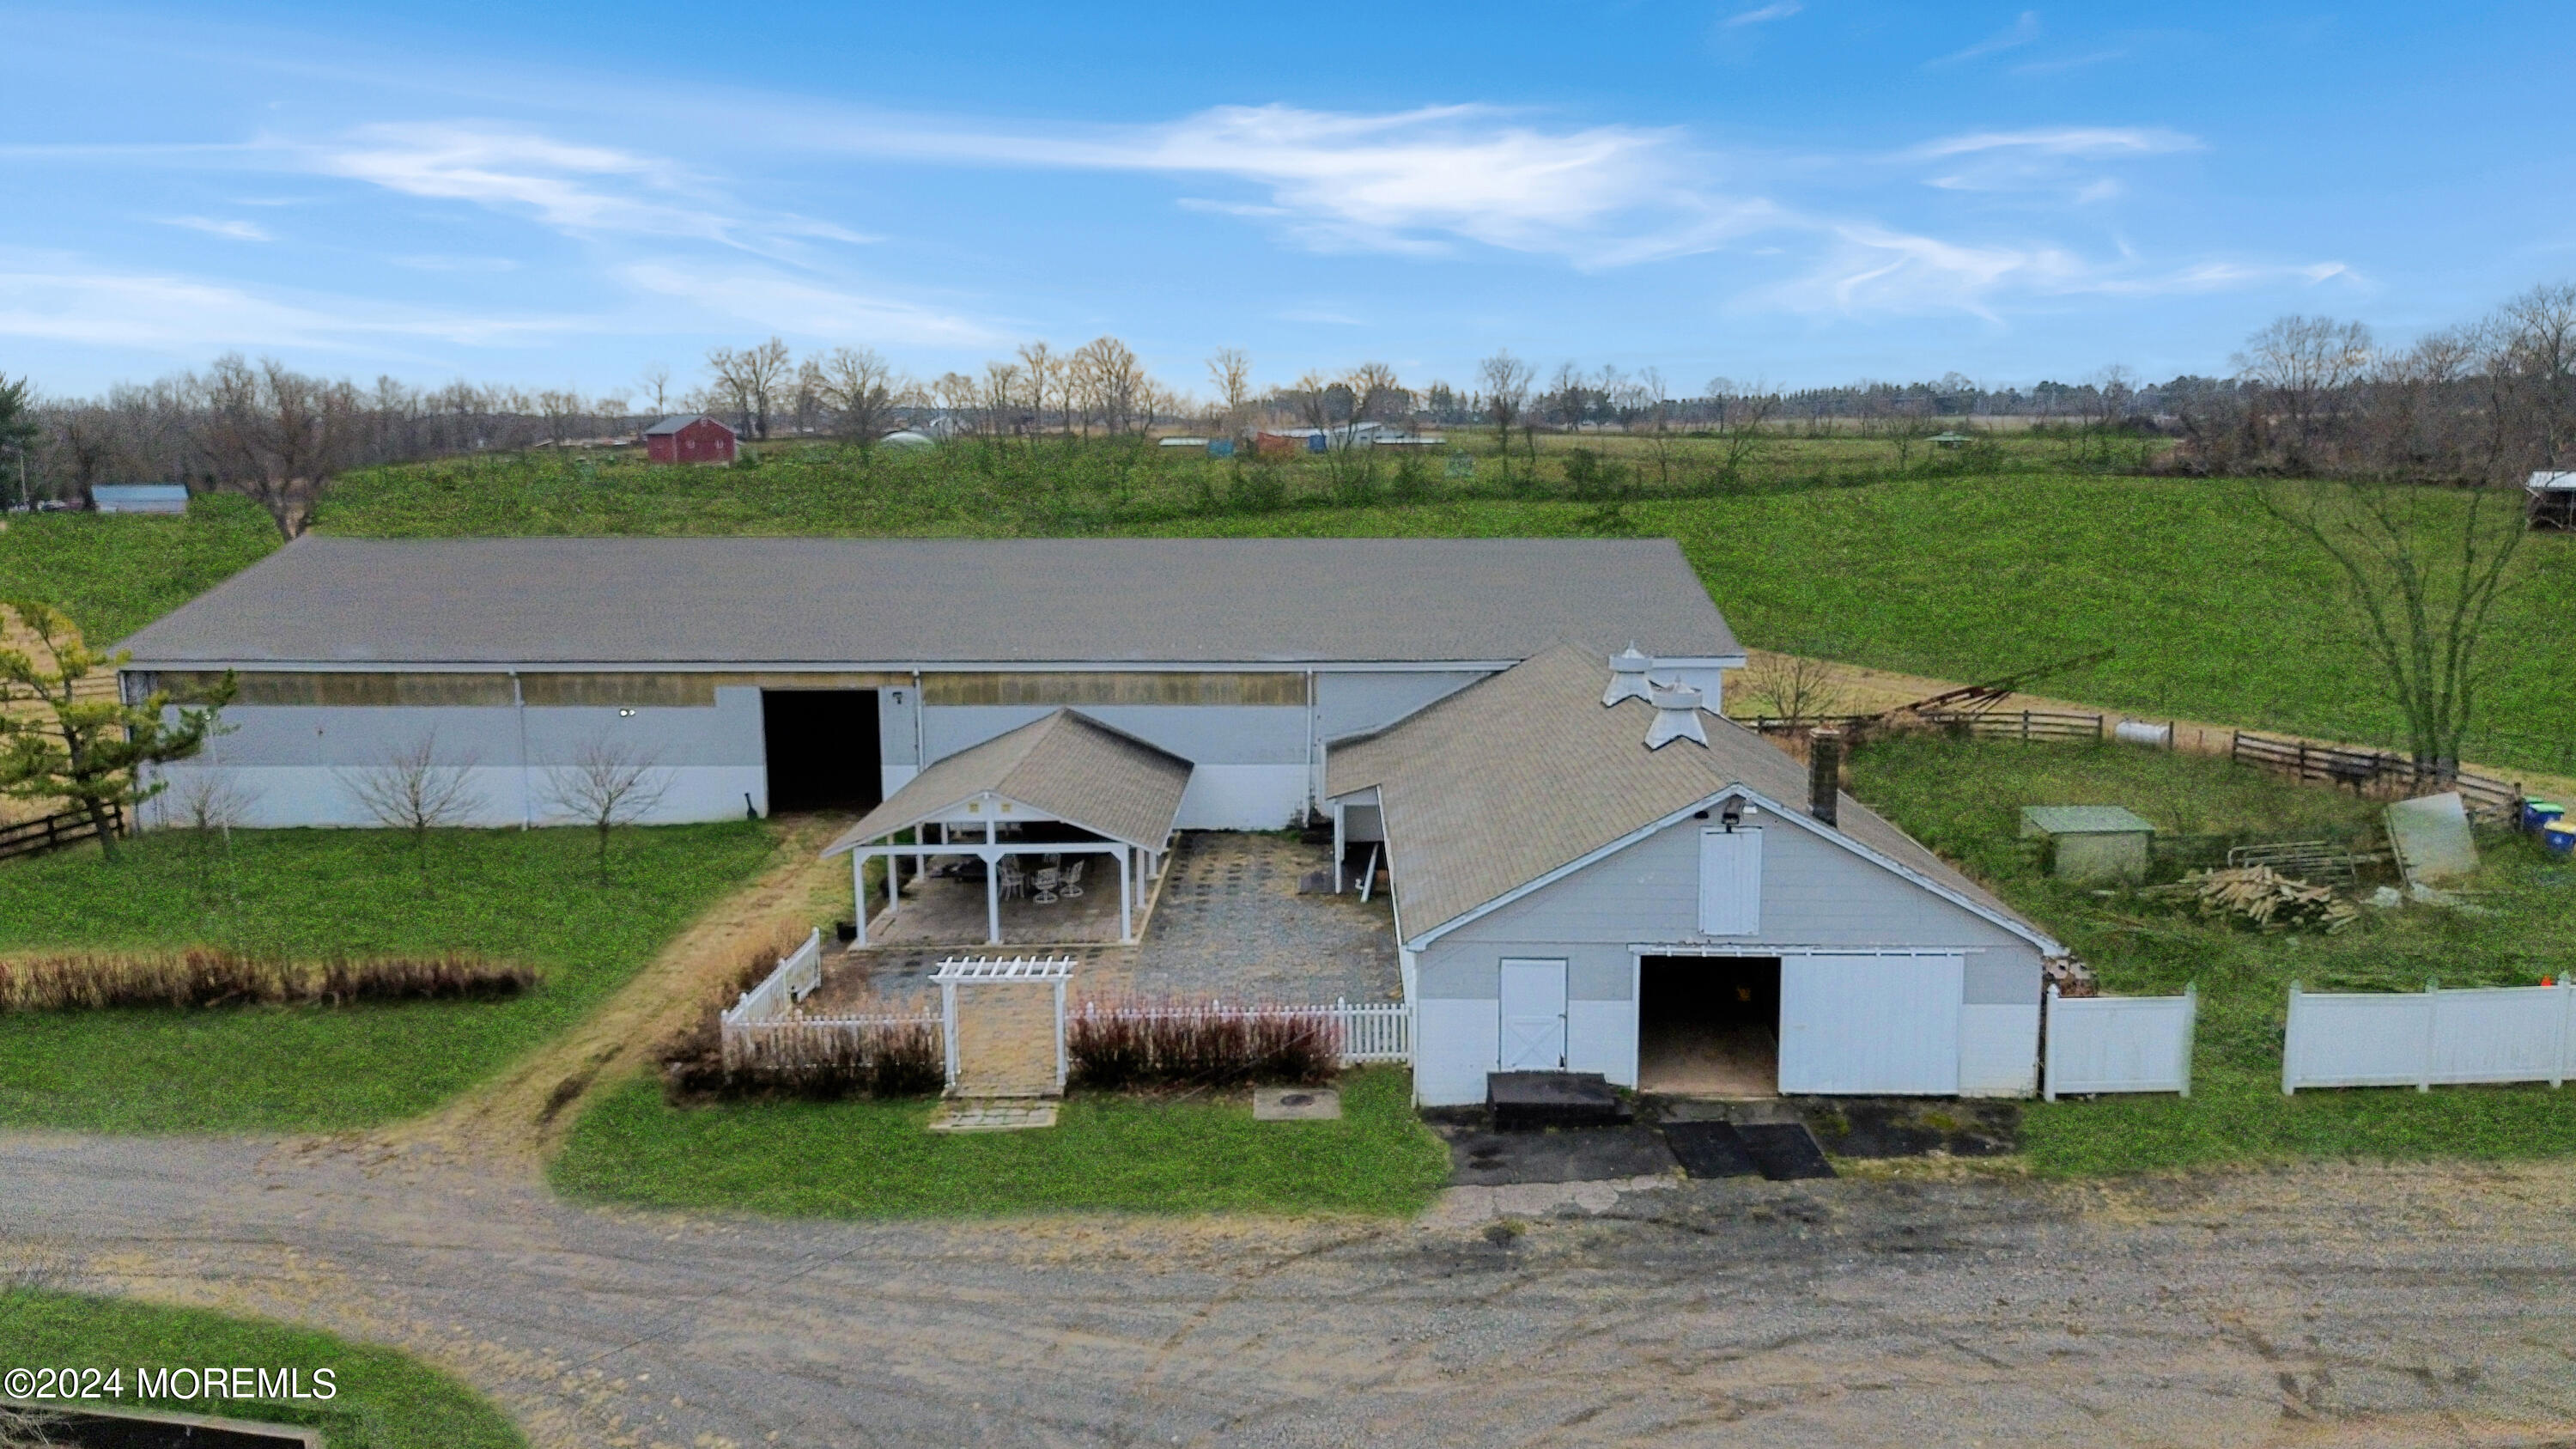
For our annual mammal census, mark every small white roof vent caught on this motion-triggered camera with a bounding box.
[1602,644,1655,707]
[1644,681,1708,750]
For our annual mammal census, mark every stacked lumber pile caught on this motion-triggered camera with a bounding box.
[2145,866,2360,933]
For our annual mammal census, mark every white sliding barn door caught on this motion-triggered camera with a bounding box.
[1778,953,1963,1094]
[1498,959,1569,1071]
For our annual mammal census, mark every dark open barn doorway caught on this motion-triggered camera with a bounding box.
[1638,955,1781,1097]
[762,690,880,813]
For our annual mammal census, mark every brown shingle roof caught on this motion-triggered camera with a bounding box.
[820,709,1191,855]
[1327,644,2055,951]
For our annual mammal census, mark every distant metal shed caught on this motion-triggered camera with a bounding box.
[91,484,190,514]
[2020,805,2155,882]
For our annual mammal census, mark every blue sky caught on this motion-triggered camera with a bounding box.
[8,1,2573,402]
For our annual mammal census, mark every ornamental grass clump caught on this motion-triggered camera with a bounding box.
[0,948,536,1011]
[1067,1005,1336,1089]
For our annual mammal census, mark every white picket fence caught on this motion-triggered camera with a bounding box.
[2283,980,2576,1093]
[721,1010,942,1075]
[2043,984,2197,1099]
[1072,1000,1412,1064]
[719,928,824,1027]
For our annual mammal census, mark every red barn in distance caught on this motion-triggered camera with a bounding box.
[642,414,738,465]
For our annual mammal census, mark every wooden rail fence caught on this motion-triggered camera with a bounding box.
[0,805,125,864]
[2229,732,2523,819]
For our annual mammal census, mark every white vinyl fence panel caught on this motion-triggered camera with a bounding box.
[2284,981,2576,1093]
[719,928,824,1027]
[2044,984,2196,1099]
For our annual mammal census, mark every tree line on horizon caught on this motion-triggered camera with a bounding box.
[0,281,2567,539]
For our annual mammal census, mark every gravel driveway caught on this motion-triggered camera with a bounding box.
[9,1133,2576,1448]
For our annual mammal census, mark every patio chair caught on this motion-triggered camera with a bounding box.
[1030,867,1061,904]
[998,860,1025,901]
[1057,859,1085,898]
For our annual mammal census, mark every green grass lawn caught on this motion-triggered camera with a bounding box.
[0,823,775,1132]
[0,493,278,643]
[307,450,2576,777]
[1,1287,523,1448]
[550,1067,1451,1218]
[1849,733,2576,1176]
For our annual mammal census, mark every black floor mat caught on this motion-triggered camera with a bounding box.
[1735,1122,1837,1180]
[1662,1120,1761,1179]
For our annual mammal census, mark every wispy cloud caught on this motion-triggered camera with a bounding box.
[1928,10,2041,67]
[617,263,997,346]
[849,103,1776,267]
[155,216,272,241]
[2014,48,2128,76]
[308,123,869,253]
[1910,126,2199,160]
[0,259,575,353]
[1722,2,1802,27]
[1754,228,2357,319]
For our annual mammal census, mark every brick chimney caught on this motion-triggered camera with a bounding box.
[1808,728,1843,827]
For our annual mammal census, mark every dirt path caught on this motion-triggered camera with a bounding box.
[10,1133,2576,1448]
[1735,648,2576,805]
[379,813,853,1168]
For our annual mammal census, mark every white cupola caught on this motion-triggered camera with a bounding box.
[1644,681,1709,749]
[1602,643,1655,707]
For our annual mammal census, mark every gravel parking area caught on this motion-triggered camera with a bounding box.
[15,1132,2576,1449]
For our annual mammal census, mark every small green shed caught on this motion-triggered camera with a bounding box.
[2020,805,2155,882]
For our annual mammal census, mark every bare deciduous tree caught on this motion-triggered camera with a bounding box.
[2234,315,2375,470]
[1740,650,1850,725]
[1016,341,1060,435]
[543,735,672,879]
[637,363,672,417]
[1207,347,1253,435]
[1631,366,1677,489]
[1709,378,1780,490]
[199,355,364,538]
[1070,336,1146,435]
[806,347,908,448]
[338,733,481,880]
[1478,350,1533,481]
[705,337,793,440]
[156,764,259,833]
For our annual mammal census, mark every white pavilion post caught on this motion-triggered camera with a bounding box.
[986,855,1002,945]
[851,849,868,947]
[1117,847,1133,942]
[885,846,899,924]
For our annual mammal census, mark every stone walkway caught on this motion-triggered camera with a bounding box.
[1122,833,1400,1005]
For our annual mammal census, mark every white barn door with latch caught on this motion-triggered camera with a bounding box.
[1498,958,1569,1071]
[1778,953,1962,1094]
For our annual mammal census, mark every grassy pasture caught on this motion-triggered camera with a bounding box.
[551,1066,1450,1218]
[0,493,277,642]
[1,1287,525,1448]
[1848,733,2576,1176]
[310,447,2576,776]
[0,822,775,1132]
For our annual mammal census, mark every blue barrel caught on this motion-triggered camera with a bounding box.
[1206,438,1235,459]
[2547,822,2576,857]
[2525,799,2566,832]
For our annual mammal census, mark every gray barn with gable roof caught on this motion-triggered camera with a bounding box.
[117,535,1744,831]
